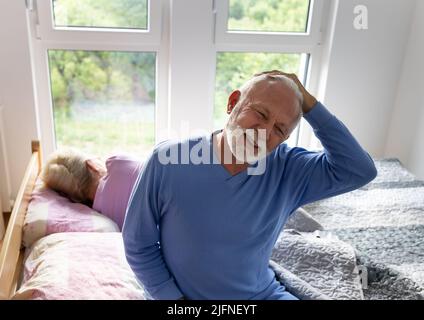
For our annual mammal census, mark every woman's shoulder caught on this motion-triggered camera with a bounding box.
[105,154,142,172]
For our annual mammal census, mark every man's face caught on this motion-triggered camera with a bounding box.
[225,79,301,161]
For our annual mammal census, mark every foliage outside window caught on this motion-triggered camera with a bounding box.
[49,50,156,159]
[228,0,310,33]
[52,0,148,29]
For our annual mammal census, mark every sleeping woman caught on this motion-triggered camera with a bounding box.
[41,148,142,230]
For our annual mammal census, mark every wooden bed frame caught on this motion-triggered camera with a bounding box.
[0,141,41,299]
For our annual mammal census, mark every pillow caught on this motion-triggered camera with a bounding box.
[284,207,324,233]
[14,232,146,300]
[23,180,119,248]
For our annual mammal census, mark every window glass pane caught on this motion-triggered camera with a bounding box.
[214,52,305,146]
[52,0,148,30]
[48,50,155,159]
[228,0,310,33]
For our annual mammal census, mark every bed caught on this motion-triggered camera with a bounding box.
[0,141,146,300]
[0,141,422,300]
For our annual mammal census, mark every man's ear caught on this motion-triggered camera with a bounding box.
[227,90,241,114]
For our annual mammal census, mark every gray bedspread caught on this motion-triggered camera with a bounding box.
[301,159,424,300]
[271,229,364,300]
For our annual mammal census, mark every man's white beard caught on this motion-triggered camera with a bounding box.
[225,121,268,164]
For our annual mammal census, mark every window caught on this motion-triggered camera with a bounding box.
[48,50,155,159]
[28,0,163,158]
[52,0,148,30]
[214,0,325,147]
[28,0,326,158]
[228,0,311,33]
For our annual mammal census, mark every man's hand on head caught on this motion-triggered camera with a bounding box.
[255,70,318,114]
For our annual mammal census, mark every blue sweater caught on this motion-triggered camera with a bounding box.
[122,102,377,300]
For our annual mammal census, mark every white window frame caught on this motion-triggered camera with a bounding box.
[214,0,325,50]
[26,0,329,157]
[212,0,328,148]
[26,0,167,159]
[36,0,162,45]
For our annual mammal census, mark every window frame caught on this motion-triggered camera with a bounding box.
[27,0,167,158]
[37,0,161,45]
[212,0,327,148]
[27,0,328,158]
[214,0,325,50]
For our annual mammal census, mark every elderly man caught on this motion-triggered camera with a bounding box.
[122,71,377,300]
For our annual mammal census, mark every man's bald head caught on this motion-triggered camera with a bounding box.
[238,73,304,122]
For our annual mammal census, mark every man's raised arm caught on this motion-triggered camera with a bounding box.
[262,71,377,208]
[122,150,184,300]
[287,100,377,208]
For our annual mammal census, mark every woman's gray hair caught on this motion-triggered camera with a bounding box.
[41,148,95,204]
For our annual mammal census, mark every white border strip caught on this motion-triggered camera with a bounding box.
[0,106,12,212]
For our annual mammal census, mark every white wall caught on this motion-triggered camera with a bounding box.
[385,0,424,179]
[0,0,39,210]
[321,0,416,157]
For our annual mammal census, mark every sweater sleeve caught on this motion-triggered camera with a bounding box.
[282,101,377,209]
[122,150,184,300]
